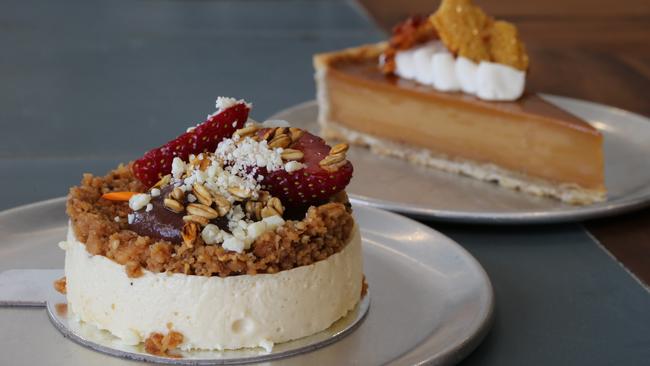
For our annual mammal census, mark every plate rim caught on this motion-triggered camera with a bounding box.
[0,197,494,366]
[269,95,650,224]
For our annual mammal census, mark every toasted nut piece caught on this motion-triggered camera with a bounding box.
[234,125,259,138]
[228,187,251,200]
[260,129,274,141]
[199,157,211,171]
[164,198,184,213]
[268,134,291,149]
[261,206,280,218]
[192,183,213,206]
[281,148,304,161]
[319,153,346,167]
[181,222,198,248]
[330,143,349,155]
[153,174,171,189]
[213,194,232,216]
[183,215,209,226]
[289,127,304,142]
[257,191,271,204]
[274,127,287,137]
[267,197,284,216]
[186,203,220,219]
[321,159,348,173]
[170,187,185,201]
[245,201,263,221]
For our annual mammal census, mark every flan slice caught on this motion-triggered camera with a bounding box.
[314,43,606,205]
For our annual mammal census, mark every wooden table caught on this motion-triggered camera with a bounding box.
[358,0,650,288]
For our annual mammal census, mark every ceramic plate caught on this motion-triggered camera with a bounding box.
[269,95,650,223]
[0,198,493,365]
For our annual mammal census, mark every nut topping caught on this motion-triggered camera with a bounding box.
[170,187,185,202]
[228,187,251,200]
[330,143,349,155]
[289,127,304,142]
[268,134,291,149]
[280,148,304,161]
[192,183,213,206]
[153,174,171,189]
[182,215,209,227]
[181,222,198,248]
[186,203,220,219]
[234,125,259,138]
[245,201,263,221]
[164,198,184,213]
[213,194,232,216]
[261,197,284,218]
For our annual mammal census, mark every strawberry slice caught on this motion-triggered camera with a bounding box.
[132,103,250,186]
[261,130,353,207]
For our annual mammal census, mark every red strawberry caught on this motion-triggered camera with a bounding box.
[261,130,353,207]
[132,102,250,186]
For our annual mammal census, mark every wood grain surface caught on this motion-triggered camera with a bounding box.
[356,0,650,286]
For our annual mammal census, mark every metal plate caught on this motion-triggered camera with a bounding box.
[46,293,370,365]
[269,95,650,224]
[0,198,493,365]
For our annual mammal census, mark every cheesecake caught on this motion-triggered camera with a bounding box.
[57,97,364,356]
[313,0,605,205]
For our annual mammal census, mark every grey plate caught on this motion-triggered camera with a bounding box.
[0,198,493,365]
[269,95,650,224]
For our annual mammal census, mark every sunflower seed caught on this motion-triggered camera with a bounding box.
[170,187,185,201]
[213,194,232,216]
[330,143,349,155]
[228,187,251,200]
[234,125,259,138]
[183,215,209,226]
[153,175,171,189]
[192,183,212,206]
[268,134,291,149]
[289,127,304,142]
[186,203,220,219]
[281,148,304,161]
[164,198,184,213]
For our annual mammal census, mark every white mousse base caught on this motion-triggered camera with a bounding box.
[60,224,362,352]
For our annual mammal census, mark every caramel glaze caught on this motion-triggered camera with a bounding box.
[330,58,600,136]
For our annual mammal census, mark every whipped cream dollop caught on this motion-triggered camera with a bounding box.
[391,41,526,101]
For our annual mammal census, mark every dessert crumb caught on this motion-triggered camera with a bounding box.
[53,277,67,294]
[144,329,184,358]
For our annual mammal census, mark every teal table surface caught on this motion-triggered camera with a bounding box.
[1,0,648,365]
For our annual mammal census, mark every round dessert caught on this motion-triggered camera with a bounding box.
[57,97,365,356]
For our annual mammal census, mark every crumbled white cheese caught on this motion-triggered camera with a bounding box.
[171,157,187,179]
[127,214,135,224]
[215,96,252,112]
[222,236,245,253]
[145,203,153,212]
[150,188,161,197]
[263,215,285,231]
[114,216,120,222]
[187,194,197,203]
[284,161,305,173]
[201,224,223,245]
[246,221,267,240]
[129,194,151,211]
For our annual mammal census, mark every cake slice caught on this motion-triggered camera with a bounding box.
[313,1,605,205]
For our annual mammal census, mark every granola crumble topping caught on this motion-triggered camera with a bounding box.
[66,164,354,278]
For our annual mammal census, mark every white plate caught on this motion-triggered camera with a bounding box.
[0,198,493,365]
[269,95,650,223]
